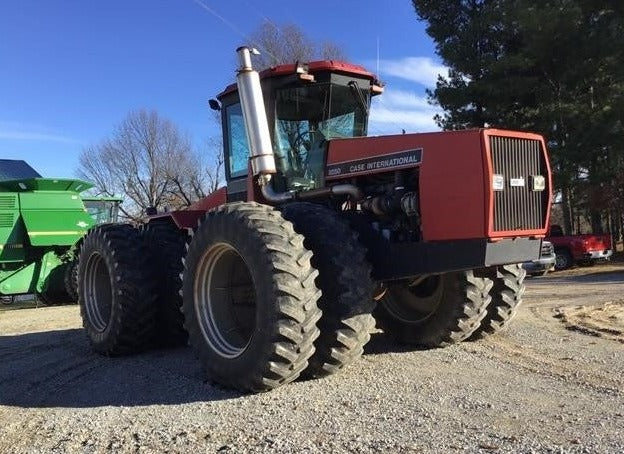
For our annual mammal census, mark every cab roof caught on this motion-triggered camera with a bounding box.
[217,60,380,99]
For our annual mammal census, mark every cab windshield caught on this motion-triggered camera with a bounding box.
[273,82,369,187]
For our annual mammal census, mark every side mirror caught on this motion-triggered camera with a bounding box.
[209,99,221,111]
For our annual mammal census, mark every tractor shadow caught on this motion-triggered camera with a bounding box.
[0,329,240,408]
[363,331,429,355]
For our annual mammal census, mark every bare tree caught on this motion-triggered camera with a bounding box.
[250,21,346,70]
[78,109,222,221]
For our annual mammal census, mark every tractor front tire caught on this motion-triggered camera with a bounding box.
[78,224,157,356]
[375,271,492,347]
[470,264,526,340]
[182,202,322,392]
[141,220,188,347]
[281,202,375,378]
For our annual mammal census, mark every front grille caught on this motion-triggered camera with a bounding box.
[0,195,16,210]
[490,136,549,232]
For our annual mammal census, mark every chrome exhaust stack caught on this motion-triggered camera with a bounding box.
[236,46,276,177]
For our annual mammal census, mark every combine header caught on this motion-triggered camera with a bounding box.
[77,48,552,392]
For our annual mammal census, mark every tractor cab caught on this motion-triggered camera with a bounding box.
[82,197,122,224]
[215,61,383,201]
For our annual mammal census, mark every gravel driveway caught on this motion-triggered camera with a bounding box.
[1,265,623,453]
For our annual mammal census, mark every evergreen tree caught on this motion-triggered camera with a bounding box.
[413,0,624,233]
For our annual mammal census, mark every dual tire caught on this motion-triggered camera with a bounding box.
[78,224,157,355]
[182,202,322,391]
[375,271,492,347]
[375,264,526,345]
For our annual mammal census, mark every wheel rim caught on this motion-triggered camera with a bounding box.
[555,253,567,269]
[194,243,256,359]
[383,275,444,323]
[83,252,113,332]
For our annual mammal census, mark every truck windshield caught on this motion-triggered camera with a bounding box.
[273,82,369,184]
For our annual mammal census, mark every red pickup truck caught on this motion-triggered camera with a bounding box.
[547,225,613,270]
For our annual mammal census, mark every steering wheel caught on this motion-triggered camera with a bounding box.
[291,130,312,153]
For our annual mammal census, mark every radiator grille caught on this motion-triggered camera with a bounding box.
[0,212,15,227]
[0,195,16,210]
[490,136,548,232]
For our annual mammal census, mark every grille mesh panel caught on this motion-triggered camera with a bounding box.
[0,195,16,210]
[490,136,548,232]
[0,213,14,228]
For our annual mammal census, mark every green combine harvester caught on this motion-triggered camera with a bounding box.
[0,159,120,305]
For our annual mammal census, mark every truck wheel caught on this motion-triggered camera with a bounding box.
[78,224,157,355]
[554,249,573,270]
[281,202,375,378]
[182,202,322,392]
[141,221,188,347]
[470,264,526,340]
[375,271,492,347]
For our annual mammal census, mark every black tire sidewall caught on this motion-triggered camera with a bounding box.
[78,232,123,352]
[183,211,291,382]
[379,272,462,343]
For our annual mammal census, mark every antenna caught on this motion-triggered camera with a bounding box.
[376,36,380,76]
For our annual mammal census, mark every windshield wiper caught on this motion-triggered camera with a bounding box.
[348,81,369,116]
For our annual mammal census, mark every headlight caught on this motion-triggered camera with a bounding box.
[530,175,546,191]
[492,174,504,191]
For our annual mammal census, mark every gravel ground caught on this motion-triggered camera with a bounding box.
[1,265,623,453]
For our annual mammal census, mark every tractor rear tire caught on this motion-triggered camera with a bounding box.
[281,202,375,378]
[182,202,322,392]
[375,271,492,347]
[78,224,157,356]
[470,264,526,340]
[141,220,188,347]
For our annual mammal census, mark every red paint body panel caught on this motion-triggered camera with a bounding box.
[149,210,205,230]
[327,131,486,241]
[149,187,228,230]
[188,187,227,211]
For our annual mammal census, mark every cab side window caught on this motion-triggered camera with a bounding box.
[225,103,249,178]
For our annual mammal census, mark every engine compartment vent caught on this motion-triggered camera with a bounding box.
[490,136,549,232]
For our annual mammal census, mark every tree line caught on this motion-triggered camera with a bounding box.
[413,0,624,236]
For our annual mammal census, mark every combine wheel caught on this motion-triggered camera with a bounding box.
[470,264,526,340]
[78,224,157,355]
[40,264,74,305]
[64,260,79,302]
[375,271,492,347]
[182,202,322,392]
[281,202,375,378]
[141,221,188,347]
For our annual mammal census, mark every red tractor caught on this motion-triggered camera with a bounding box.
[77,47,552,392]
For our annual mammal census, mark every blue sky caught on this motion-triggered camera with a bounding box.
[0,0,445,178]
